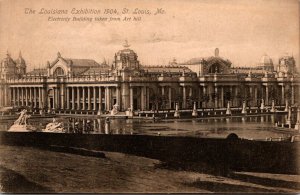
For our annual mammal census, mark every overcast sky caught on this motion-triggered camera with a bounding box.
[0,0,299,70]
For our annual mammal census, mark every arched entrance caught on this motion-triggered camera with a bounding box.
[47,89,54,109]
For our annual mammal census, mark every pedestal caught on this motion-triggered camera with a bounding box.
[241,101,247,114]
[226,101,231,115]
[174,103,180,118]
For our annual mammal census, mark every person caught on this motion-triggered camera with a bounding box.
[74,122,80,133]
[85,120,93,133]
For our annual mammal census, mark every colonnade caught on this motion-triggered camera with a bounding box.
[47,86,151,112]
[0,84,9,107]
[10,87,45,109]
[48,86,120,111]
[5,83,298,111]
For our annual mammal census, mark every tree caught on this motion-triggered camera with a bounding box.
[199,94,209,108]
[211,92,220,108]
[224,91,232,103]
[285,90,292,104]
[187,94,199,109]
[160,94,168,110]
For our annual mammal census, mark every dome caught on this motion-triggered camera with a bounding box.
[114,40,140,70]
[117,48,137,55]
[1,52,16,68]
[260,54,273,65]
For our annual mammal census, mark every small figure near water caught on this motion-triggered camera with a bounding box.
[105,117,111,134]
[110,104,119,115]
[84,120,93,133]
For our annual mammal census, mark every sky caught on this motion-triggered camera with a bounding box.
[0,0,299,71]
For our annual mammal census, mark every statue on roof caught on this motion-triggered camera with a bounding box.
[123,39,130,48]
[6,50,10,57]
[215,48,219,57]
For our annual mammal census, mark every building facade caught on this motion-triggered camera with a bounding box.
[0,44,299,114]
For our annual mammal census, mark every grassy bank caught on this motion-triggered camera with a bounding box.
[0,145,300,193]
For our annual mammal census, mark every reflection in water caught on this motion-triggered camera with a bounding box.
[0,114,296,139]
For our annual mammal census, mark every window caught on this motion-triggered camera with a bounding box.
[53,67,65,77]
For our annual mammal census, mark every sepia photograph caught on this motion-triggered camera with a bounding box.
[0,0,299,193]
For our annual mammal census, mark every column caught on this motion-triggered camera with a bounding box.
[146,87,150,110]
[12,87,16,106]
[61,87,65,110]
[77,87,80,110]
[47,89,51,110]
[189,87,192,97]
[34,87,37,108]
[130,87,133,110]
[230,86,233,107]
[281,85,285,105]
[107,87,111,110]
[7,87,11,106]
[182,86,186,109]
[93,87,96,110]
[105,87,108,111]
[71,87,75,110]
[98,87,102,111]
[10,88,13,107]
[82,87,86,110]
[116,87,120,108]
[1,86,3,107]
[41,87,45,109]
[214,86,218,108]
[58,87,61,109]
[66,87,70,109]
[0,86,2,106]
[88,87,91,110]
[221,86,224,108]
[249,86,253,107]
[161,86,165,96]
[140,87,145,111]
[291,85,295,105]
[16,88,19,106]
[39,87,42,109]
[4,86,7,106]
[168,87,172,109]
[0,86,3,107]
[235,86,238,107]
[203,86,207,108]
[254,86,258,106]
[21,88,24,106]
[53,88,56,109]
[25,88,28,106]
[29,87,33,107]
[265,86,269,105]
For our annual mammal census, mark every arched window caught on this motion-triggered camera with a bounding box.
[53,67,65,77]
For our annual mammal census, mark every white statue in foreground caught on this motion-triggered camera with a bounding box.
[43,118,64,133]
[8,109,36,132]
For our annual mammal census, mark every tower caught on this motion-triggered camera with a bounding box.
[15,51,26,76]
[114,40,140,70]
[277,53,296,75]
[0,51,17,79]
